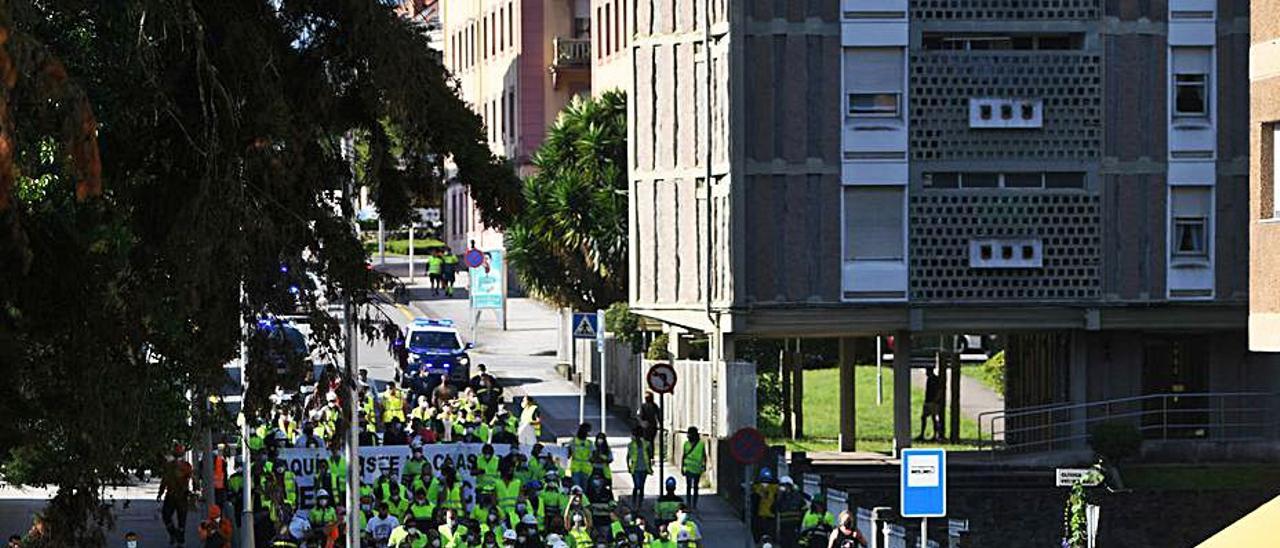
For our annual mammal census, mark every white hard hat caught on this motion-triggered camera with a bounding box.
[326,391,338,402]
[503,529,518,540]
[316,489,329,498]
[521,514,537,525]
[779,476,794,485]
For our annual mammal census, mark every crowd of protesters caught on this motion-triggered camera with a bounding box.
[159,361,711,548]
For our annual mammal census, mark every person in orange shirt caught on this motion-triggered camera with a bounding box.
[197,504,233,548]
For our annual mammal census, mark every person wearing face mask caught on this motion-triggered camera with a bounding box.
[569,424,594,488]
[566,511,594,547]
[309,490,338,530]
[365,502,399,545]
[197,504,234,548]
[407,489,435,525]
[589,433,613,483]
[664,505,700,547]
[826,510,868,548]
[122,531,140,548]
[437,508,469,548]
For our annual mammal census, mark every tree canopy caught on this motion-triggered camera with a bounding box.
[0,0,520,544]
[507,91,628,310]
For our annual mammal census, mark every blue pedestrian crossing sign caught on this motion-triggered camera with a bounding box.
[572,312,599,340]
[900,448,947,517]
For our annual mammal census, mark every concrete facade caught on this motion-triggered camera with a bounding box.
[1250,0,1280,351]
[627,0,1279,454]
[440,0,592,253]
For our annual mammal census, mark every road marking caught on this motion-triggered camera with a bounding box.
[395,303,415,322]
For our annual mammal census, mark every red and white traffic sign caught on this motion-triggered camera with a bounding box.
[646,363,677,394]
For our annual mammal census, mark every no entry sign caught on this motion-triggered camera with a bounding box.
[646,363,677,394]
[728,427,767,465]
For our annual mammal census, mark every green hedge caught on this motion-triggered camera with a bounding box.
[363,238,447,256]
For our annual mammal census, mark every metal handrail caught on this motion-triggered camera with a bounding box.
[979,391,1280,455]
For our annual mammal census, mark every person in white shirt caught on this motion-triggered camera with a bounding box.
[364,502,400,544]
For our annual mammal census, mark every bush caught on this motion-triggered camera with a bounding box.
[646,332,671,361]
[1089,421,1142,462]
[604,302,645,354]
[978,351,1006,396]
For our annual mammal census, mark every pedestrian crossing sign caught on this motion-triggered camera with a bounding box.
[572,312,599,339]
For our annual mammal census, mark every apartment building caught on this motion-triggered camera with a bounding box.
[629,0,1277,454]
[439,0,593,253]
[1250,0,1280,351]
[591,0,632,94]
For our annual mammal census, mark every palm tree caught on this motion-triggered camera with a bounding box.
[507,91,627,309]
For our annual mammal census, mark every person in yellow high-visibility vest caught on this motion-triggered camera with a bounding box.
[437,508,469,548]
[382,382,407,425]
[569,423,594,488]
[626,427,652,508]
[665,504,702,547]
[681,427,706,509]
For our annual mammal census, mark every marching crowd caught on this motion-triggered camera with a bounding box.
[152,363,712,548]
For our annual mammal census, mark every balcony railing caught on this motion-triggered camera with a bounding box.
[552,37,591,68]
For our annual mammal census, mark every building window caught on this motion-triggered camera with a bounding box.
[843,47,905,122]
[923,172,1086,190]
[1173,217,1207,257]
[847,93,900,117]
[1174,74,1207,117]
[843,186,906,261]
[1170,185,1212,262]
[507,86,517,141]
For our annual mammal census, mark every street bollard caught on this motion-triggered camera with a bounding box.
[870,506,893,548]
[883,522,908,548]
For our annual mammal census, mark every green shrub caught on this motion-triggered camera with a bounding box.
[978,351,1005,396]
[1089,421,1142,462]
[646,332,671,361]
[604,302,645,354]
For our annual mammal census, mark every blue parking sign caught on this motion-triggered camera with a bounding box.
[900,448,946,517]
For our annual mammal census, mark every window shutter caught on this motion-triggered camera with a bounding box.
[844,187,905,260]
[844,48,905,93]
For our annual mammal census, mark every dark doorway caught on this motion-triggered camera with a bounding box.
[1142,335,1210,438]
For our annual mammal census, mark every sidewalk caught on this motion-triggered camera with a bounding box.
[409,292,751,546]
[0,484,207,547]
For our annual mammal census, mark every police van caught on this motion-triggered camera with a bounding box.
[401,318,472,393]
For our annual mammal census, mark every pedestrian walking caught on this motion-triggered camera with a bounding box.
[626,427,652,507]
[680,427,706,509]
[637,392,660,459]
[917,367,944,442]
[157,444,193,546]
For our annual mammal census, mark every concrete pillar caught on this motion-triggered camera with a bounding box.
[949,348,961,444]
[894,330,913,456]
[839,337,857,452]
[792,338,805,439]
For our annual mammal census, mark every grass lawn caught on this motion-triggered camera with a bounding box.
[363,237,447,256]
[960,350,1005,397]
[1122,465,1280,490]
[763,366,982,454]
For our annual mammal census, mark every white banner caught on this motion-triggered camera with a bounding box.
[276,444,569,507]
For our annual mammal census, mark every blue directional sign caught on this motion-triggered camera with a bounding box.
[900,448,947,517]
[572,312,599,340]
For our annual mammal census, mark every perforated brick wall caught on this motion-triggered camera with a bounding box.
[909,192,1102,301]
[909,0,1100,20]
[909,52,1103,161]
